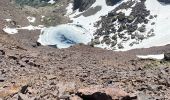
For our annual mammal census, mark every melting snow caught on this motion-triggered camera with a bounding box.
[137,54,164,60]
[3,25,44,34]
[116,8,132,16]
[5,19,12,22]
[48,0,56,4]
[3,26,18,34]
[17,25,44,30]
[37,24,92,48]
[27,16,36,23]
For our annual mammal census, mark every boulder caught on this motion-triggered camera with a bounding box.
[164,53,170,61]
[111,41,117,47]
[102,36,111,45]
[138,25,146,33]
[76,86,130,100]
[117,12,126,22]
[92,38,100,45]
[127,15,135,23]
[127,24,138,32]
[111,34,117,40]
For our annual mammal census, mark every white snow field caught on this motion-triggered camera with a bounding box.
[37,24,92,48]
[137,54,164,60]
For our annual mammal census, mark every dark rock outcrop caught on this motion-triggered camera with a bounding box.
[73,0,96,12]
[73,0,123,12]
[164,53,170,61]
[158,0,170,4]
[106,0,122,6]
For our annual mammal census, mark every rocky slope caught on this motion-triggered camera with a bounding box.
[0,0,170,100]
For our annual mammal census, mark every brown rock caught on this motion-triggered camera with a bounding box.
[77,86,129,99]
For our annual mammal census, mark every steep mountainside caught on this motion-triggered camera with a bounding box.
[0,0,170,99]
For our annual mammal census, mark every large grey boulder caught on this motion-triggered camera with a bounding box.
[164,53,170,61]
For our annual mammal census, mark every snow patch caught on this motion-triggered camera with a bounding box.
[3,26,18,34]
[48,0,56,4]
[116,8,132,16]
[4,19,12,22]
[137,54,164,60]
[27,16,36,23]
[17,25,44,30]
[37,24,92,48]
[3,25,45,34]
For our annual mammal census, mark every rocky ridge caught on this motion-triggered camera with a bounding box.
[90,0,156,50]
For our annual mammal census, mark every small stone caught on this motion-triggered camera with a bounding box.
[131,34,136,39]
[20,85,29,94]
[111,41,117,47]
[117,43,124,49]
[127,24,137,32]
[135,32,145,40]
[10,21,17,26]
[111,16,117,22]
[154,15,158,18]
[0,76,5,82]
[138,25,146,33]
[127,15,135,23]
[144,19,149,24]
[102,36,111,45]
[149,15,154,19]
[111,34,117,40]
[151,22,155,25]
[105,39,111,45]
[117,12,125,22]
[93,38,100,45]
[0,50,5,55]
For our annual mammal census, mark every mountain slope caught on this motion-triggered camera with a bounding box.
[64,0,170,50]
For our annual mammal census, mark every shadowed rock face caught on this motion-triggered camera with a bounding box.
[106,0,122,6]
[73,0,122,12]
[73,0,96,12]
[158,0,170,4]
